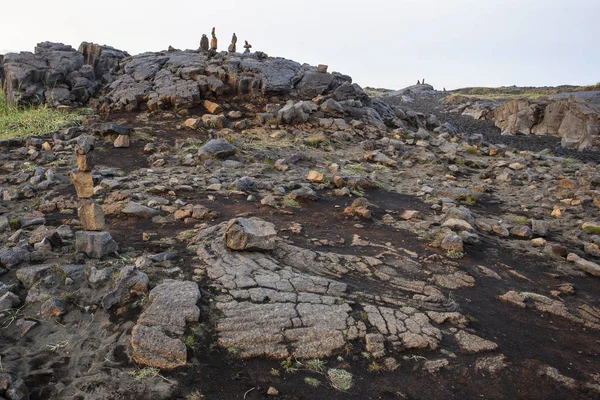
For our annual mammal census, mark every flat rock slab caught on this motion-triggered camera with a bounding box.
[455,330,498,354]
[130,324,186,370]
[137,280,200,335]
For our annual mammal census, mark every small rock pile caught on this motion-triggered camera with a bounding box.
[69,134,118,258]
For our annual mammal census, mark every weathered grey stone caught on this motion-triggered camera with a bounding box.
[365,333,386,359]
[121,202,160,218]
[75,231,118,258]
[90,122,132,136]
[137,280,200,335]
[510,225,533,238]
[5,378,28,400]
[224,218,277,251]
[440,232,464,253]
[130,324,186,369]
[455,330,498,354]
[289,186,318,201]
[0,247,30,269]
[101,266,149,309]
[198,139,236,160]
[40,297,66,317]
[75,134,95,155]
[531,219,550,237]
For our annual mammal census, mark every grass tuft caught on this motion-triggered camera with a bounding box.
[0,89,83,139]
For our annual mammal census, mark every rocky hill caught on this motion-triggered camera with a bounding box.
[0,42,599,400]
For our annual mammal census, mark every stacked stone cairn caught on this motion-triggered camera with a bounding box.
[70,134,118,258]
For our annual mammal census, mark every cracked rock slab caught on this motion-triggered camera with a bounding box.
[455,330,498,354]
[137,280,200,335]
[130,325,186,370]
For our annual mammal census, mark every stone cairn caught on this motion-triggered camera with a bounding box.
[243,40,252,53]
[210,27,218,50]
[228,33,237,53]
[70,134,118,259]
[199,34,209,52]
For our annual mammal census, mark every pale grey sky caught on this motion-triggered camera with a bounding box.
[1,0,598,90]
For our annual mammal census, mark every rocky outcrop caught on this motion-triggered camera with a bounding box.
[1,42,127,107]
[3,41,405,129]
[493,95,600,150]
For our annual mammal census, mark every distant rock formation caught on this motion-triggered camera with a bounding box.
[493,95,600,150]
[228,33,237,53]
[199,34,209,52]
[210,27,218,50]
[1,42,128,107]
[1,40,408,131]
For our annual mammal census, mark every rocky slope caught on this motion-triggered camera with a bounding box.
[0,43,599,400]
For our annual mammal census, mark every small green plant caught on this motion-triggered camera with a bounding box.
[328,368,353,391]
[270,368,280,376]
[306,359,327,373]
[281,357,299,374]
[360,351,372,360]
[582,225,600,235]
[47,340,69,352]
[265,117,279,125]
[185,391,204,400]
[133,295,148,308]
[184,335,197,350]
[561,157,576,167]
[226,347,240,355]
[283,197,299,208]
[304,377,321,387]
[8,219,20,230]
[303,134,331,150]
[445,249,465,259]
[368,362,384,374]
[466,147,479,155]
[129,367,160,380]
[455,157,465,166]
[512,216,529,226]
[463,195,477,206]
[1,305,26,328]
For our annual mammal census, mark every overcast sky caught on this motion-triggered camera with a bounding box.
[1,0,598,90]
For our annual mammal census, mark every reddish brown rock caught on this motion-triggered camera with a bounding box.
[69,171,93,198]
[78,200,106,231]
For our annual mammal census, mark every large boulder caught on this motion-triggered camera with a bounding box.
[75,231,118,258]
[295,70,334,98]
